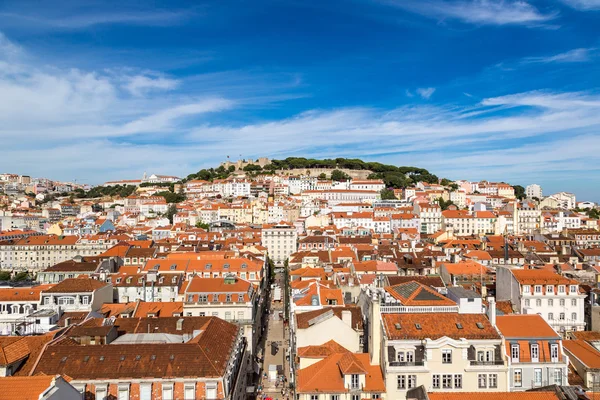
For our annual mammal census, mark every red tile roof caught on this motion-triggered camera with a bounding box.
[42,278,107,293]
[382,313,499,340]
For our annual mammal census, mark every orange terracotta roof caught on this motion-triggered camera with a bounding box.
[511,269,577,286]
[563,339,600,369]
[297,340,348,359]
[42,278,107,293]
[429,393,559,400]
[496,314,559,338]
[296,352,385,394]
[133,301,184,318]
[0,285,53,302]
[382,313,500,340]
[0,375,67,400]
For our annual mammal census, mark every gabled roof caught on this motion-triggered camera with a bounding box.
[296,352,384,394]
[297,340,348,359]
[296,307,363,330]
[0,375,69,400]
[563,339,600,369]
[385,281,456,307]
[42,278,107,293]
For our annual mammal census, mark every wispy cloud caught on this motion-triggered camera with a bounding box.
[124,75,180,97]
[416,87,436,99]
[0,7,194,30]
[377,0,558,27]
[522,48,594,64]
[558,0,600,11]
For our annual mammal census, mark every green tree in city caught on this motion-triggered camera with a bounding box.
[0,271,11,281]
[195,222,210,230]
[379,188,397,200]
[166,204,178,224]
[331,169,350,182]
[513,185,526,200]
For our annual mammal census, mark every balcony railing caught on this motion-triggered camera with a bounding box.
[389,360,425,367]
[469,360,505,366]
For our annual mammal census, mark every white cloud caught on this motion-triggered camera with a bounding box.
[405,89,414,98]
[522,48,593,64]
[379,0,558,26]
[559,0,600,10]
[124,75,180,96]
[416,87,436,99]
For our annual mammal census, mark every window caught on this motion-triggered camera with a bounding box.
[559,313,565,320]
[560,299,565,306]
[118,386,129,400]
[96,387,108,400]
[311,396,319,400]
[511,344,519,361]
[534,368,542,386]
[58,297,75,305]
[397,375,405,389]
[442,349,452,364]
[206,383,217,400]
[531,344,539,361]
[224,311,231,320]
[535,285,542,293]
[351,374,359,389]
[548,299,553,306]
[551,344,559,361]
[514,369,522,387]
[572,312,577,321]
[351,396,359,400]
[406,351,414,363]
[478,374,487,389]
[432,375,440,389]
[82,296,89,305]
[371,395,380,400]
[397,352,405,362]
[523,285,530,293]
[407,375,417,389]
[549,312,554,320]
[554,368,563,385]
[536,299,542,307]
[547,285,554,294]
[331,396,340,400]
[558,285,565,293]
[572,299,577,306]
[454,375,462,389]
[477,350,485,361]
[489,374,497,388]
[570,285,577,293]
[442,374,452,389]
[524,299,530,307]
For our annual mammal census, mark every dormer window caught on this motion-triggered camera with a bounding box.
[570,285,577,293]
[547,285,554,294]
[534,285,542,293]
[523,285,530,293]
[531,344,539,362]
[511,344,519,362]
[212,294,219,302]
[558,285,565,293]
[551,344,559,361]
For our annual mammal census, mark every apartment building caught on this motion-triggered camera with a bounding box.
[414,203,442,234]
[0,235,114,271]
[496,268,586,335]
[496,314,569,390]
[31,316,248,400]
[261,223,298,265]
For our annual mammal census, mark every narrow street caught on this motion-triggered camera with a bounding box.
[255,270,291,400]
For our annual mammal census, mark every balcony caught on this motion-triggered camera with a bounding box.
[469,360,504,366]
[389,360,425,367]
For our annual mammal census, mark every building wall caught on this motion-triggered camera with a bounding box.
[295,317,360,353]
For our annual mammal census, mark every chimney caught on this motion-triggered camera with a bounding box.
[486,297,496,327]
[176,318,184,331]
[369,292,382,365]
[341,310,352,327]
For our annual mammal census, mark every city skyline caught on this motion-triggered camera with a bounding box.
[0,0,599,199]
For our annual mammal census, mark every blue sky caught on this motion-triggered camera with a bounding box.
[1,0,600,200]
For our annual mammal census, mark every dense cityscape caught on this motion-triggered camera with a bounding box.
[0,158,599,399]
